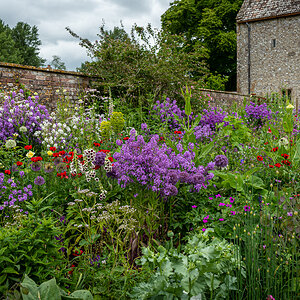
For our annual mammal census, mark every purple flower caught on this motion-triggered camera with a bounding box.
[244,205,251,212]
[215,155,228,168]
[116,139,123,146]
[19,171,25,177]
[34,176,45,186]
[191,205,197,208]
[94,151,106,167]
[141,123,148,131]
[287,212,293,216]
[219,218,224,221]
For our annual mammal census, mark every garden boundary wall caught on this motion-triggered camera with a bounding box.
[0,62,251,110]
[0,62,97,110]
[198,88,250,109]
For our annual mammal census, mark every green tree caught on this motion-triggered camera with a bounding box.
[50,55,66,70]
[67,23,210,106]
[0,20,22,64]
[161,0,243,91]
[11,21,46,67]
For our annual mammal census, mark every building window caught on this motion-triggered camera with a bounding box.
[282,89,292,100]
[271,39,276,48]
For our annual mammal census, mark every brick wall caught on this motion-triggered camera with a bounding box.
[198,88,250,109]
[0,62,97,110]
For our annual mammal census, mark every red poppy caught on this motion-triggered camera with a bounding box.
[269,165,274,168]
[52,153,59,157]
[50,147,56,151]
[16,161,23,166]
[264,142,268,145]
[77,155,83,160]
[281,153,289,159]
[99,149,110,154]
[123,137,129,140]
[4,170,11,175]
[267,128,272,133]
[275,163,281,168]
[24,145,32,150]
[58,151,66,156]
[257,156,263,161]
[108,157,113,162]
[174,130,182,134]
[271,147,278,152]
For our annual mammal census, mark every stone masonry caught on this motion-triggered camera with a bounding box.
[0,62,96,110]
[237,0,300,109]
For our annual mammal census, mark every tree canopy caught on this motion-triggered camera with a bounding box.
[0,19,45,67]
[161,0,243,90]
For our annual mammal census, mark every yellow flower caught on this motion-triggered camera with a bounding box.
[26,151,35,158]
[47,151,53,156]
[286,103,294,109]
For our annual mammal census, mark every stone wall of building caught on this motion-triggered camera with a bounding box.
[0,62,96,110]
[237,15,300,109]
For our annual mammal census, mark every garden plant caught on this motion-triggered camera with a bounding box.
[0,86,299,300]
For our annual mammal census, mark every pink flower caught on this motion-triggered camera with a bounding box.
[202,228,206,232]
[215,194,221,198]
[192,205,197,208]
[219,218,224,221]
[226,204,232,208]
[230,211,236,215]
[219,203,225,206]
[203,219,208,223]
[209,197,213,200]
[229,197,235,203]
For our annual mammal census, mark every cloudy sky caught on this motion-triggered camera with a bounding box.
[0,0,172,71]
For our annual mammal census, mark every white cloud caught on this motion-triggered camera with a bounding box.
[0,0,172,70]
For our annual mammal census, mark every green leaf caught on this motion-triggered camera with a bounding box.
[20,275,38,300]
[2,267,19,274]
[0,274,7,285]
[39,278,61,300]
[69,290,93,300]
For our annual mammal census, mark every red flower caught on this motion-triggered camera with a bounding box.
[16,161,23,166]
[174,130,182,134]
[108,157,113,162]
[4,170,11,175]
[77,155,83,160]
[257,156,263,161]
[123,137,129,140]
[281,153,289,159]
[52,153,59,157]
[50,147,56,151]
[267,128,272,133]
[24,145,32,150]
[275,163,281,168]
[58,151,66,156]
[271,147,278,152]
[264,142,268,145]
[269,165,274,168]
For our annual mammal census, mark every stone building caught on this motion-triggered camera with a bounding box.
[236,0,300,108]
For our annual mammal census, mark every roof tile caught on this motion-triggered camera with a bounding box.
[237,0,300,23]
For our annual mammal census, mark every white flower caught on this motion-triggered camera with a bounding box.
[286,103,294,109]
[8,118,13,123]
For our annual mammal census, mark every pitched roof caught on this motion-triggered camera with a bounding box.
[237,0,300,23]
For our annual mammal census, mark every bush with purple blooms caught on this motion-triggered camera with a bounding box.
[0,90,51,145]
[245,101,273,126]
[113,133,215,197]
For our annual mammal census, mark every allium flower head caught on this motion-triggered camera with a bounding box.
[34,176,45,185]
[214,155,228,168]
[19,126,27,133]
[5,139,16,149]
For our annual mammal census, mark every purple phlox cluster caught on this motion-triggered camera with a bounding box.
[113,134,215,197]
[199,107,228,131]
[0,174,33,210]
[194,124,214,140]
[0,90,50,143]
[152,97,185,131]
[245,102,273,123]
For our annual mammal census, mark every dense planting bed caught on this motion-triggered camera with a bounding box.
[0,88,299,299]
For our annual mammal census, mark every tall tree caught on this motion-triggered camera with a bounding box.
[50,55,66,70]
[11,22,46,67]
[161,0,243,91]
[0,20,22,64]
